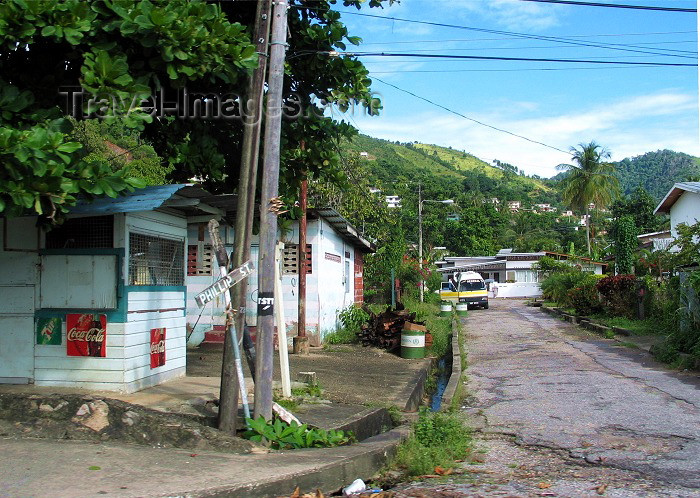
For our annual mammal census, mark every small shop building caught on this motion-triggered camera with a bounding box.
[0,184,223,392]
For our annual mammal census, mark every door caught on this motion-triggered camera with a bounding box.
[0,218,38,383]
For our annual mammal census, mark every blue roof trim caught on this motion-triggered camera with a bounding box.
[68,184,191,216]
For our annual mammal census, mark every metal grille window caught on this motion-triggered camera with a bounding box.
[129,232,184,286]
[281,244,312,275]
[45,215,114,249]
[187,244,213,276]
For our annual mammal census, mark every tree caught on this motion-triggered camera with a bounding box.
[557,141,619,255]
[610,186,661,235]
[613,215,636,274]
[0,0,390,222]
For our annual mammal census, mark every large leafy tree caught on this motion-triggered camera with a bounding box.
[0,0,388,222]
[557,141,619,255]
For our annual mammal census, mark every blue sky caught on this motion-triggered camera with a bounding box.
[333,0,699,177]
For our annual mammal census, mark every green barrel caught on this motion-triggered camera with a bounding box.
[455,303,469,316]
[400,329,426,359]
[440,303,452,317]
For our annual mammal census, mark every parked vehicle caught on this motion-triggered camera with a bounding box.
[457,271,488,309]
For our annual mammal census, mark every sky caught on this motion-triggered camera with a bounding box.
[330,0,699,178]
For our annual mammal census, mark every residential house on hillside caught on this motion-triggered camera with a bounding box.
[436,248,606,298]
[654,182,700,240]
[507,201,521,212]
[386,195,402,208]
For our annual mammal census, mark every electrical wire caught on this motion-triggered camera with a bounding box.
[331,10,695,60]
[517,0,696,12]
[330,51,697,67]
[371,77,570,155]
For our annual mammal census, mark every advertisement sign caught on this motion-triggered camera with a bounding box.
[66,313,107,357]
[150,328,166,368]
[36,316,62,345]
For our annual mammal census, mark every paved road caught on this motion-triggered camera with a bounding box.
[395,300,700,497]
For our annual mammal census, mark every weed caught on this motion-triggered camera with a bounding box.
[392,407,473,477]
[243,416,354,450]
[323,327,358,346]
[604,329,615,339]
[274,398,299,412]
[618,341,639,349]
[291,382,322,398]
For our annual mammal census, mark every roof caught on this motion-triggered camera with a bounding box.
[68,184,224,217]
[654,182,700,215]
[311,208,376,253]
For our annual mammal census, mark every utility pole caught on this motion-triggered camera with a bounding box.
[294,171,309,354]
[255,0,289,421]
[418,183,424,303]
[218,0,272,434]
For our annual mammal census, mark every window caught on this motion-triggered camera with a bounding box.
[459,280,485,291]
[187,244,213,276]
[514,270,538,283]
[45,216,113,249]
[129,232,184,286]
[281,244,312,275]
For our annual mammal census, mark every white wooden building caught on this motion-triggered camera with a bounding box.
[0,185,221,392]
[186,208,375,348]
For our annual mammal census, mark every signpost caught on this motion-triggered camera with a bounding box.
[194,260,254,308]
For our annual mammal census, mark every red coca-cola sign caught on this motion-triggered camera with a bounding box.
[150,328,166,368]
[66,313,106,357]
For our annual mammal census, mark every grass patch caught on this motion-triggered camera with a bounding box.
[323,326,358,346]
[393,407,473,477]
[591,316,659,335]
[274,398,299,412]
[291,383,322,398]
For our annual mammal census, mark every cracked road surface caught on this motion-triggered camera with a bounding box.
[394,300,700,497]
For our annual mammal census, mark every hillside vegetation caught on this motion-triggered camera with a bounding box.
[614,150,700,200]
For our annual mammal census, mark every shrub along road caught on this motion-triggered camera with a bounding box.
[393,300,700,497]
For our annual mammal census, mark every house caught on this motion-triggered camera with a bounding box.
[534,203,556,213]
[385,195,402,208]
[507,200,521,212]
[654,182,700,239]
[186,208,375,348]
[436,248,606,298]
[0,184,223,392]
[638,230,673,252]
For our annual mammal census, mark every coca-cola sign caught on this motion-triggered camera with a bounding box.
[150,328,166,368]
[66,313,107,357]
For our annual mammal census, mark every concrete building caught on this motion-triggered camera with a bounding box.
[654,182,700,238]
[186,208,375,348]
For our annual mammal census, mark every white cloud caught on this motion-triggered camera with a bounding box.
[350,91,699,178]
[452,0,565,31]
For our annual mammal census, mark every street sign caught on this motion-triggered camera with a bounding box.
[195,260,255,308]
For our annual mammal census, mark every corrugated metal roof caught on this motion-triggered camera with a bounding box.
[68,184,217,216]
[312,208,376,253]
[655,182,700,215]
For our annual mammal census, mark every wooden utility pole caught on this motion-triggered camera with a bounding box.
[218,0,272,434]
[255,0,289,421]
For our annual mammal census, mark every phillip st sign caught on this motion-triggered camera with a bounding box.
[195,260,255,307]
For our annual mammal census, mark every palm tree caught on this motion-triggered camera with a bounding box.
[557,142,619,255]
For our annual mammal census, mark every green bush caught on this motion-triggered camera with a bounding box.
[540,270,601,310]
[338,305,370,332]
[596,274,637,318]
[393,408,472,476]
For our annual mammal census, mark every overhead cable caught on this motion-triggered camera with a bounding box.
[517,0,696,12]
[372,77,570,155]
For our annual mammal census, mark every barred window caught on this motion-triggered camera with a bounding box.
[129,232,184,286]
[187,244,213,276]
[281,244,312,275]
[45,215,113,249]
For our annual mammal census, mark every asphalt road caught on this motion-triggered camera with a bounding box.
[394,299,700,497]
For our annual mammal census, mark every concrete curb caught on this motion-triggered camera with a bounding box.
[191,426,411,498]
[398,358,432,412]
[440,316,462,411]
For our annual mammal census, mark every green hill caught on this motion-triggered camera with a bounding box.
[614,150,700,200]
[342,134,554,204]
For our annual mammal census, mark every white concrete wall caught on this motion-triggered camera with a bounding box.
[492,282,542,298]
[670,191,700,238]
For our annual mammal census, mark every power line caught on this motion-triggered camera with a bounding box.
[333,10,696,59]
[372,77,570,156]
[335,51,697,66]
[367,65,678,73]
[517,0,696,12]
